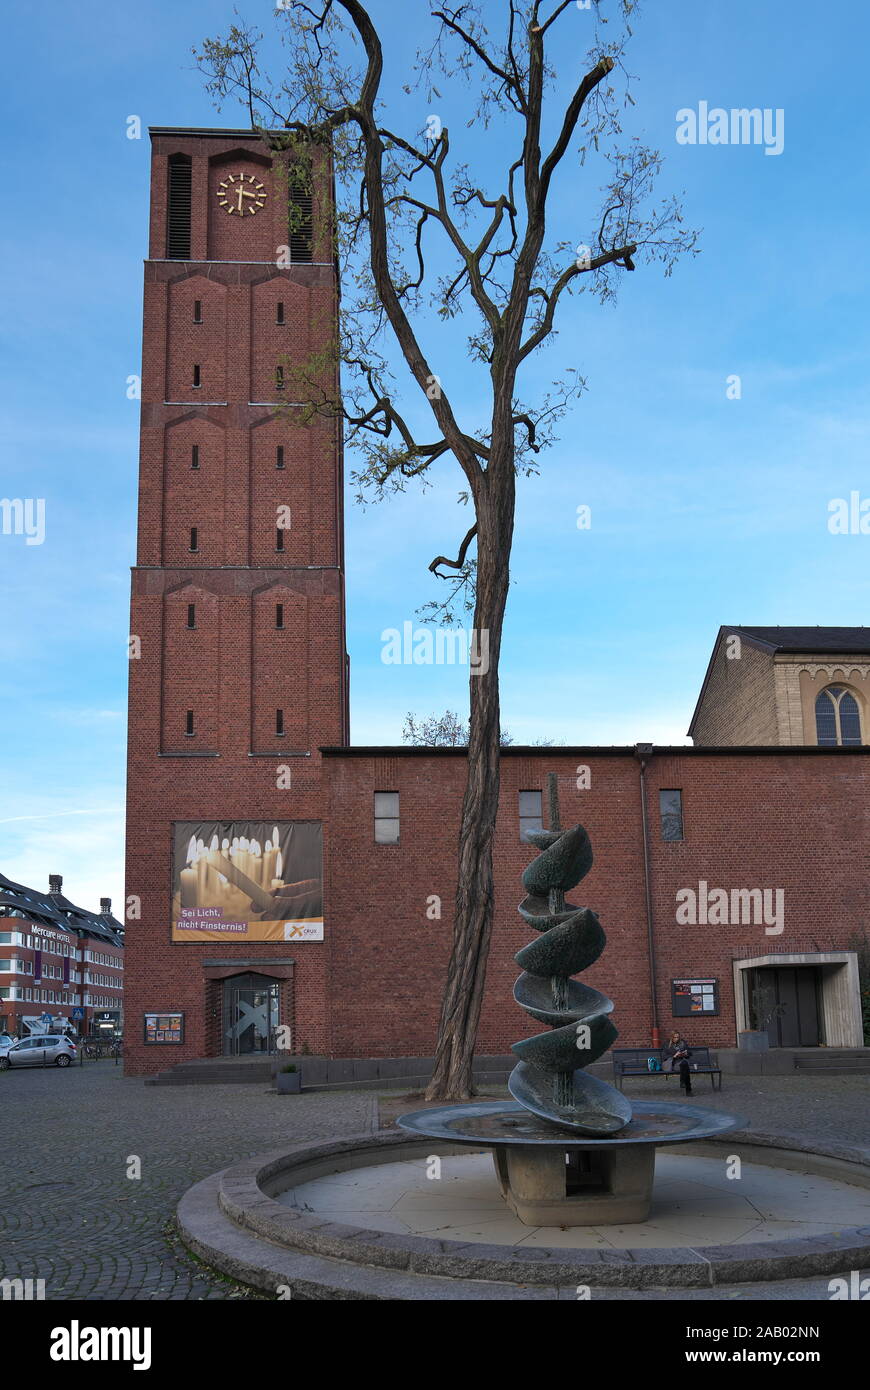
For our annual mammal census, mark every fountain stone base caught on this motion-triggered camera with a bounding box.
[494,1141,656,1224]
[398,1099,742,1226]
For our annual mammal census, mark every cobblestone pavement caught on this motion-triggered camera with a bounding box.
[0,1064,375,1301]
[618,1071,870,1149]
[2,1067,868,1301]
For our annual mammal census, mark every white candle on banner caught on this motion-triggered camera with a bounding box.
[206,834,220,896]
[263,838,278,888]
[196,840,209,898]
[206,850,274,911]
[180,867,198,909]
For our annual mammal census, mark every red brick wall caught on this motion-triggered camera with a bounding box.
[128,741,870,1073]
[125,130,346,1076]
[320,749,869,1059]
[126,129,869,1077]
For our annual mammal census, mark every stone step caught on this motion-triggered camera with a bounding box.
[794,1056,870,1071]
[146,1063,273,1086]
[303,1069,512,1092]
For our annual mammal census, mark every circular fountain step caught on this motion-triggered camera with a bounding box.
[176,1128,870,1299]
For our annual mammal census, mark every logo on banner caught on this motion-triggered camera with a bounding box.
[283,922,324,941]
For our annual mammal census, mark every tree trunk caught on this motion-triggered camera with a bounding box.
[425,460,515,1101]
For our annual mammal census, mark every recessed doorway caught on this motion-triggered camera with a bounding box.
[733,951,863,1049]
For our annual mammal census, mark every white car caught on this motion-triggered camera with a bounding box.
[0,1035,77,1069]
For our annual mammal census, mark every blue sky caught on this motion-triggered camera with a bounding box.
[2,0,868,910]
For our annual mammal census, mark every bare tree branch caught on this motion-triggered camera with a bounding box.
[429,523,479,577]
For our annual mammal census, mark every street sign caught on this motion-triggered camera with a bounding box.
[71,1008,84,1020]
[39,1013,53,1025]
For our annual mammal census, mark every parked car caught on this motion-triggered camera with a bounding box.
[0,1035,77,1069]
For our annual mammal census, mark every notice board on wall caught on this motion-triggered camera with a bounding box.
[144,1012,184,1044]
[671,979,719,1017]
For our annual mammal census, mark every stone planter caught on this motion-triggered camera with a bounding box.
[276,1069,302,1094]
[738,1030,769,1052]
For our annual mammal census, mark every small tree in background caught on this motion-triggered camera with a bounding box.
[196,0,696,1098]
[403,710,470,747]
[402,711,513,746]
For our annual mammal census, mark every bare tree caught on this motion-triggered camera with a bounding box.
[402,710,513,746]
[404,710,469,746]
[195,0,696,1099]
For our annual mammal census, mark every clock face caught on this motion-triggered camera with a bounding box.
[217,172,267,216]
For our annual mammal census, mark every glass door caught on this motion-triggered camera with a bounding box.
[224,978,279,1056]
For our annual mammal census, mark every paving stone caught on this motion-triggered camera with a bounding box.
[0,1066,374,1300]
[3,1068,867,1300]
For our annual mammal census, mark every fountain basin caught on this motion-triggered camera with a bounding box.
[176,1125,870,1298]
[397,1100,743,1224]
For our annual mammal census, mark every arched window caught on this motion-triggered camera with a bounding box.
[815,686,863,746]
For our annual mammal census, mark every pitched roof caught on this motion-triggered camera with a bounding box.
[688,625,870,737]
[727,626,870,653]
[0,871,124,946]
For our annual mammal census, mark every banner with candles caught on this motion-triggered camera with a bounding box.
[171,821,323,942]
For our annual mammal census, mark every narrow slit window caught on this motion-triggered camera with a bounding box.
[276,301,285,325]
[374,791,400,845]
[275,365,285,392]
[193,299,202,323]
[276,603,284,629]
[185,710,195,737]
[187,604,196,629]
[166,154,192,259]
[192,364,201,388]
[288,177,313,262]
[276,709,285,737]
[276,527,285,553]
[191,444,200,470]
[189,527,198,552]
[519,790,543,842]
[276,445,285,470]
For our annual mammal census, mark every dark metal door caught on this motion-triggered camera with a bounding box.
[748,967,821,1046]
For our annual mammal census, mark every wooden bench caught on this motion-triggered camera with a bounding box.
[611,1046,722,1091]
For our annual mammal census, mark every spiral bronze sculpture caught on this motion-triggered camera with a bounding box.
[509,777,632,1136]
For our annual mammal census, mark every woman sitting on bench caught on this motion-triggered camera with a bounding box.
[663,1031,693,1095]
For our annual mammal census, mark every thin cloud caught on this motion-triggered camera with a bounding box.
[0,807,122,826]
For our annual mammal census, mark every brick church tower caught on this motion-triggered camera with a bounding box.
[124,128,348,1074]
